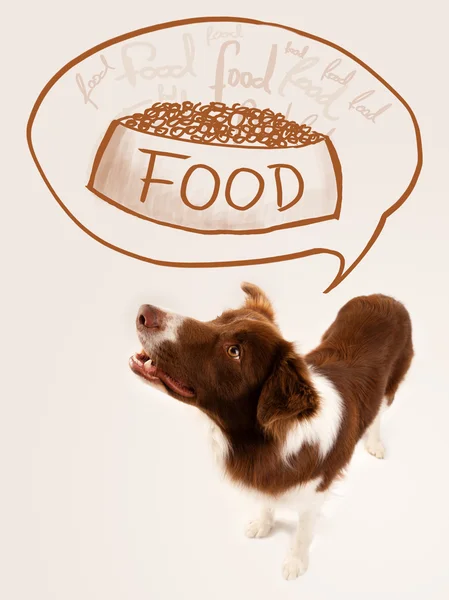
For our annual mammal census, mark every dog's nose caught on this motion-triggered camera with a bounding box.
[137,305,162,329]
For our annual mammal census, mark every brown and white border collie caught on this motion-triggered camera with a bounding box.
[129,283,413,580]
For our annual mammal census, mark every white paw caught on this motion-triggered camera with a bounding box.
[245,519,273,539]
[282,555,308,580]
[365,440,385,459]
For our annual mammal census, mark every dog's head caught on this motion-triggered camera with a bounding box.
[130,283,317,435]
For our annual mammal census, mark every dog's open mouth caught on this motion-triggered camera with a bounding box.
[129,350,195,399]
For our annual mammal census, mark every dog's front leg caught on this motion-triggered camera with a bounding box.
[245,506,275,538]
[282,493,325,580]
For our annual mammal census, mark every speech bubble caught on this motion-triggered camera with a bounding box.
[27,17,422,292]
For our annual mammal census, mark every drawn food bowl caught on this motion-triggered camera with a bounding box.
[87,101,342,234]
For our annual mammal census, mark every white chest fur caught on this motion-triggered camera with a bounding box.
[281,369,343,463]
[194,411,230,468]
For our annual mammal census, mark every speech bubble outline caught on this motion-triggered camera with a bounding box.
[27,16,422,293]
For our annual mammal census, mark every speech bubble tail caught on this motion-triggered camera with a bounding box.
[322,254,346,294]
[323,219,388,293]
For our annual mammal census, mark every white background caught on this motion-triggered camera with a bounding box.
[1,1,449,599]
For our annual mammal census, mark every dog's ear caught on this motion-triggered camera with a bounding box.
[241,282,275,321]
[257,351,318,431]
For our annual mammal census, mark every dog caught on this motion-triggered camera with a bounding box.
[129,283,413,579]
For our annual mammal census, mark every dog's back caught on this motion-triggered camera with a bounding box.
[306,294,413,436]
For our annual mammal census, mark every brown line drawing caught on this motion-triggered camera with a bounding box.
[86,117,342,235]
[181,164,221,210]
[83,185,341,235]
[27,16,422,293]
[268,163,304,212]
[90,101,333,230]
[138,147,190,202]
[224,167,265,211]
[121,101,326,147]
[119,118,326,150]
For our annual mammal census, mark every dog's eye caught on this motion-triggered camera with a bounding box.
[226,345,241,359]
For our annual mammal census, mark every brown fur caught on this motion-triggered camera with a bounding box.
[134,285,413,497]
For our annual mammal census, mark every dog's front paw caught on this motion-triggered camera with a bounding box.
[245,519,273,539]
[282,555,308,580]
[365,440,385,459]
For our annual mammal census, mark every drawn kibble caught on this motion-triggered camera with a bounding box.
[123,101,326,148]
